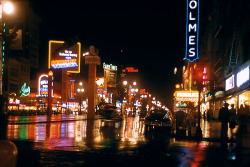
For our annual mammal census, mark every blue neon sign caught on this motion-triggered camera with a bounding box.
[185,0,199,62]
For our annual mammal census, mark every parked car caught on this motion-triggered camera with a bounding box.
[144,109,173,133]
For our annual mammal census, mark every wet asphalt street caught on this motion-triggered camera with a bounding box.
[7,114,239,167]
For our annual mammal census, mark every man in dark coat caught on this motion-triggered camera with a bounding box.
[219,102,229,141]
[229,104,237,139]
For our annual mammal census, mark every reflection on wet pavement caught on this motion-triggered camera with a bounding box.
[7,115,147,151]
[7,114,235,166]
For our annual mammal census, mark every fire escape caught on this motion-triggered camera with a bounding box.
[226,27,241,75]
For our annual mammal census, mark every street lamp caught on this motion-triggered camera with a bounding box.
[77,82,84,115]
[122,80,138,114]
[123,80,127,86]
[3,2,14,14]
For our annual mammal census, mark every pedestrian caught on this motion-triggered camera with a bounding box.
[236,104,248,136]
[236,103,249,162]
[218,102,229,141]
[244,102,250,117]
[229,104,236,139]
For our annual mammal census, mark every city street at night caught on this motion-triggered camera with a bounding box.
[7,114,238,167]
[0,0,249,167]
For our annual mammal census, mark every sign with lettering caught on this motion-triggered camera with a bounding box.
[103,63,117,71]
[38,75,48,97]
[48,40,81,73]
[174,90,199,101]
[122,67,139,73]
[185,0,199,62]
[103,63,117,87]
[225,75,235,91]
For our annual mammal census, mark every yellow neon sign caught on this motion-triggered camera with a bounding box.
[48,40,81,73]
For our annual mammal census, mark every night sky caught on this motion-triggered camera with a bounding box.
[31,0,186,109]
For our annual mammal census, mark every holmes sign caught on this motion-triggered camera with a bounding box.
[185,0,199,62]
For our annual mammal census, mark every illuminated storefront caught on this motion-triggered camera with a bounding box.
[225,62,250,112]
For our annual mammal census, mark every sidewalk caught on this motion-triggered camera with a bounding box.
[174,119,238,141]
[173,119,250,166]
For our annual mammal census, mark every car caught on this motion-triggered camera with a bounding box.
[144,109,173,134]
[99,103,123,120]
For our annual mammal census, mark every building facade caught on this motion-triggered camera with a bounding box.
[176,0,250,118]
[199,0,250,117]
[3,1,40,99]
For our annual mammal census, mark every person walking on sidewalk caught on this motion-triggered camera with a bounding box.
[219,102,229,141]
[229,104,236,140]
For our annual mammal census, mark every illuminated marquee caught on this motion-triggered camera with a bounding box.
[48,40,81,73]
[174,91,199,101]
[185,0,199,62]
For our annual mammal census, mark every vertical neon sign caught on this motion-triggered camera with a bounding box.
[38,75,48,96]
[185,0,199,62]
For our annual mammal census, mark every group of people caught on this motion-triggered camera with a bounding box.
[219,102,249,141]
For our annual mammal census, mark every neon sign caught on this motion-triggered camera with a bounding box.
[48,40,81,73]
[185,0,199,62]
[38,75,48,97]
[51,59,78,69]
[103,62,117,71]
[225,75,234,91]
[122,67,138,72]
[174,91,199,101]
[59,50,77,58]
[21,83,30,96]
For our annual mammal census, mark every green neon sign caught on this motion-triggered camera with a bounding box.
[21,83,30,96]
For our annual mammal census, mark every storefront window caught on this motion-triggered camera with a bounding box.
[239,90,250,108]
[226,97,237,109]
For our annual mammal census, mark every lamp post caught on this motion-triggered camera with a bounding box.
[0,1,14,96]
[77,82,84,115]
[122,80,128,114]
[0,4,18,167]
[47,70,53,116]
[193,66,204,141]
[123,81,138,114]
